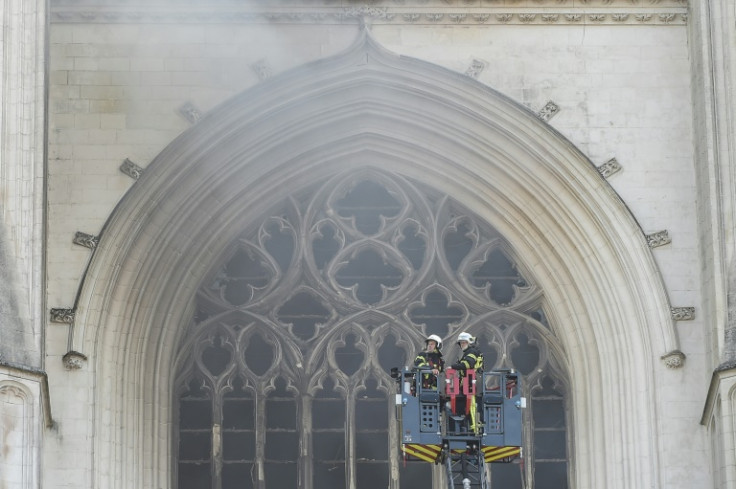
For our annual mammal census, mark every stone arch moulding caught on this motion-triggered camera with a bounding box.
[68,29,677,489]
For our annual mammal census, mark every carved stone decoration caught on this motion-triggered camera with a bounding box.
[537,101,560,121]
[465,59,487,78]
[73,231,99,249]
[178,102,202,125]
[646,230,671,248]
[49,4,689,25]
[519,13,536,22]
[337,6,392,20]
[403,13,421,21]
[50,308,75,324]
[251,59,273,81]
[120,157,144,180]
[671,306,695,321]
[660,350,686,369]
[62,351,88,370]
[597,157,622,178]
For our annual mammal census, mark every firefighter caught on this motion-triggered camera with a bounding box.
[451,331,483,374]
[449,332,484,433]
[451,332,484,489]
[413,334,444,389]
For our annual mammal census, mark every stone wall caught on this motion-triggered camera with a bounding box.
[42,3,710,489]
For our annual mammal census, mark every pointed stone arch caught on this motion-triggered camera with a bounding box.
[69,30,677,489]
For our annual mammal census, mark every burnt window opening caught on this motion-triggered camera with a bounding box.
[177,171,571,489]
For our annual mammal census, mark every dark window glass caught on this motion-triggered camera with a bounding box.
[223,399,254,429]
[180,399,212,429]
[355,432,388,460]
[535,462,568,489]
[356,401,387,430]
[533,400,565,429]
[314,462,346,487]
[178,462,211,489]
[179,431,211,461]
[223,431,255,460]
[265,463,298,488]
[312,400,345,429]
[400,462,433,487]
[356,462,389,489]
[533,431,567,459]
[266,400,296,429]
[222,463,253,489]
[313,432,346,461]
[265,432,299,460]
[491,462,523,488]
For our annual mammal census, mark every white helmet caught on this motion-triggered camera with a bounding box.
[457,331,474,345]
[425,334,443,350]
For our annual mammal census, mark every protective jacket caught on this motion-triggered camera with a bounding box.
[451,344,483,373]
[414,348,444,389]
[414,349,444,372]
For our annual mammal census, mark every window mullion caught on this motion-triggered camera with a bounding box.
[255,393,267,489]
[346,390,356,489]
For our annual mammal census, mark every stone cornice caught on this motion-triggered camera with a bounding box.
[50,1,688,25]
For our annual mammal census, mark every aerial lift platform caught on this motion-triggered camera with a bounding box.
[393,367,524,489]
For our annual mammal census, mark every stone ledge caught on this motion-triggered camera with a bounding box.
[50,5,688,25]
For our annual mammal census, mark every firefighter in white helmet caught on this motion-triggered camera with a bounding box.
[452,332,483,373]
[451,332,484,489]
[413,334,445,389]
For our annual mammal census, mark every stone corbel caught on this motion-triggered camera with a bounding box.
[120,158,144,180]
[660,350,686,369]
[50,308,75,324]
[62,351,88,370]
[597,157,622,178]
[646,230,671,248]
[671,306,695,321]
[537,101,560,122]
[73,231,99,249]
[178,102,202,125]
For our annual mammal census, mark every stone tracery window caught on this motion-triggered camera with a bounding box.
[174,170,571,489]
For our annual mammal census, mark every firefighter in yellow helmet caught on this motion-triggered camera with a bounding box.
[413,334,445,389]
